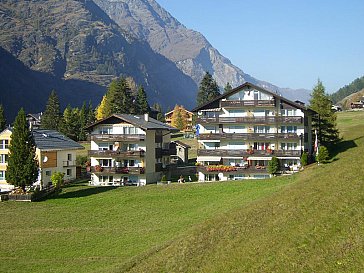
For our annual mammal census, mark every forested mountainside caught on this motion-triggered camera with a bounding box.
[0,0,196,121]
[338,89,364,109]
[331,75,364,104]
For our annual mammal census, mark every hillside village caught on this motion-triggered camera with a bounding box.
[0,1,364,272]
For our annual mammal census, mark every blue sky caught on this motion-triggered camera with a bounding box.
[157,0,364,93]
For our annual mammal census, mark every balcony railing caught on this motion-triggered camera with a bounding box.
[197,165,268,174]
[90,134,146,142]
[91,166,145,174]
[220,100,275,108]
[63,160,76,167]
[198,133,300,141]
[88,150,145,158]
[197,116,303,124]
[198,149,301,157]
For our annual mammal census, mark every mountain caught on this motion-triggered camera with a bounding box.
[93,0,311,101]
[330,75,364,104]
[0,0,197,121]
[337,88,364,110]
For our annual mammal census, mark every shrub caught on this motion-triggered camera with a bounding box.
[267,157,280,175]
[300,152,308,166]
[51,172,65,189]
[161,175,167,182]
[317,146,330,163]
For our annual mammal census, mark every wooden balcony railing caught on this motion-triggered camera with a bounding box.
[91,166,145,174]
[198,133,300,141]
[220,100,275,108]
[88,150,145,158]
[197,149,301,157]
[197,116,303,124]
[62,160,76,167]
[90,134,146,142]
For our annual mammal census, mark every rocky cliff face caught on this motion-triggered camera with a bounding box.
[0,0,197,120]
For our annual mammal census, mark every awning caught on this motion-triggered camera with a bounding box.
[197,156,222,162]
[247,157,272,161]
[277,157,300,160]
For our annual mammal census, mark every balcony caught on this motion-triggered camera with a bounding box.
[197,149,301,157]
[90,134,146,142]
[198,133,300,141]
[91,166,145,174]
[197,165,268,174]
[63,160,76,167]
[197,116,303,124]
[88,150,145,158]
[220,100,275,108]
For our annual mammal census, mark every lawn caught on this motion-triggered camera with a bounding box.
[0,111,363,273]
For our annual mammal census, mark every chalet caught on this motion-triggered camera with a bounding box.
[193,82,316,181]
[0,128,84,191]
[26,113,43,129]
[86,113,178,186]
[165,107,194,132]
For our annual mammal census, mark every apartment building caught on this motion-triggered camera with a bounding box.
[86,113,178,186]
[0,128,84,191]
[193,82,315,181]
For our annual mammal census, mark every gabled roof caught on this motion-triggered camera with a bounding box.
[172,140,191,149]
[0,127,12,137]
[32,129,84,151]
[165,108,194,116]
[192,82,316,114]
[26,113,43,121]
[85,114,179,132]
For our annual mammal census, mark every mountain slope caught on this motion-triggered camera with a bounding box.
[331,75,364,104]
[0,0,197,121]
[93,0,311,102]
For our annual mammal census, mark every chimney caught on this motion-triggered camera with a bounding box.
[144,113,149,122]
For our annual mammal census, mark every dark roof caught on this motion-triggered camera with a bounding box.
[86,114,179,132]
[26,113,43,121]
[32,130,84,151]
[172,140,191,149]
[192,82,316,114]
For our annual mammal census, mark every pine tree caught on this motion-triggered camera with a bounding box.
[104,77,133,115]
[224,82,233,93]
[7,108,38,191]
[196,72,221,107]
[96,95,108,120]
[78,102,87,141]
[135,86,150,114]
[86,101,95,126]
[0,104,6,131]
[153,103,165,122]
[41,90,61,130]
[267,156,280,176]
[309,79,340,147]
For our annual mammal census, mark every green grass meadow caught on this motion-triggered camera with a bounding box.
[1,111,364,272]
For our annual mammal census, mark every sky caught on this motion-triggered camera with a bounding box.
[157,0,364,93]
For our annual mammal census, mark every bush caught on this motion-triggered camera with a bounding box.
[317,146,330,163]
[300,152,308,166]
[267,156,280,175]
[161,175,167,182]
[51,172,65,189]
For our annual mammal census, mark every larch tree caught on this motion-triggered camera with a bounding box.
[7,108,38,191]
[171,105,186,131]
[41,90,61,130]
[0,104,6,131]
[96,95,108,120]
[309,79,340,147]
[196,72,221,107]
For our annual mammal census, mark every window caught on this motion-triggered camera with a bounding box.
[66,169,72,176]
[45,170,51,176]
[0,170,5,180]
[281,143,298,150]
[229,110,245,117]
[99,159,112,167]
[123,126,136,135]
[0,154,8,163]
[254,126,270,133]
[98,143,113,151]
[0,140,9,150]
[204,126,217,133]
[228,142,245,149]
[67,154,72,161]
[99,126,113,134]
[281,126,297,133]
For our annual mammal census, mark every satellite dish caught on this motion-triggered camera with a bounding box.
[43,156,48,163]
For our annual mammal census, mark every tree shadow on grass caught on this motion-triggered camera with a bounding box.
[48,185,119,200]
[330,137,361,159]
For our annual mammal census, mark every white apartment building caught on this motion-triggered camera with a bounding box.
[193,82,315,181]
[86,113,178,186]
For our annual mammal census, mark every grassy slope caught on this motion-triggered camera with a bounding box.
[0,112,363,273]
[124,111,364,273]
[0,176,295,273]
